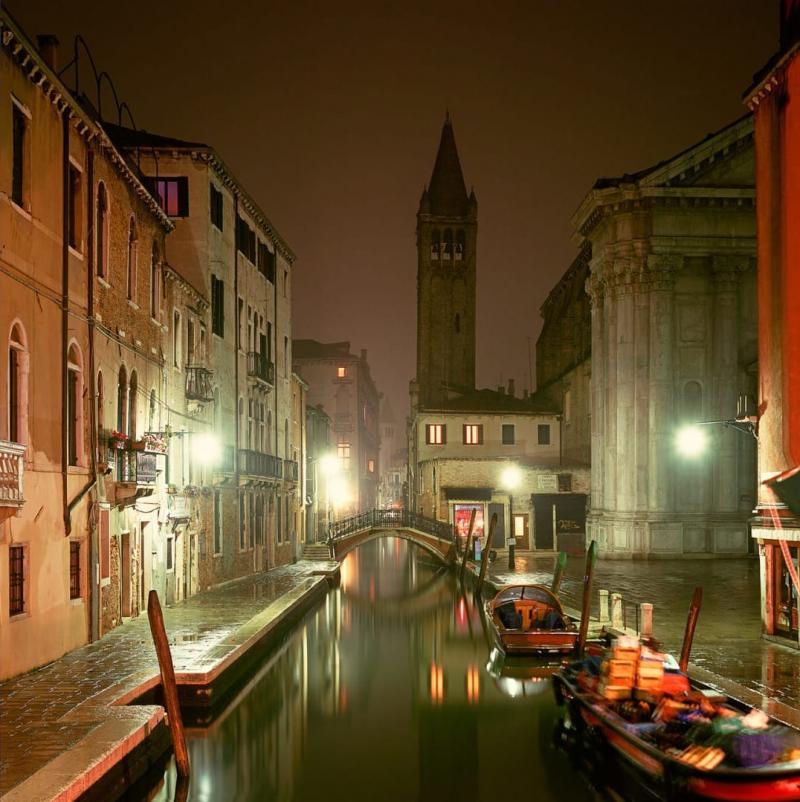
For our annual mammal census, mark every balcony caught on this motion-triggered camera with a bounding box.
[283,459,299,482]
[247,352,275,387]
[0,440,25,511]
[185,366,214,402]
[239,449,282,479]
[115,451,158,486]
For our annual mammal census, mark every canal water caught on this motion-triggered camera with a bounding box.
[151,538,600,802]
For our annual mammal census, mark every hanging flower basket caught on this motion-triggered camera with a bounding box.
[142,432,168,453]
[108,430,129,449]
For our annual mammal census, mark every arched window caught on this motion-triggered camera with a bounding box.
[67,343,84,466]
[442,229,453,261]
[149,389,156,432]
[455,313,460,334]
[267,409,272,450]
[238,397,244,448]
[284,419,289,459]
[126,217,137,301]
[128,371,138,439]
[8,322,29,445]
[455,229,465,261]
[96,183,109,279]
[150,242,160,320]
[430,229,440,261]
[117,366,127,433]
[682,381,703,422]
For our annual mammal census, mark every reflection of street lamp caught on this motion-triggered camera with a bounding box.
[318,452,340,535]
[501,465,522,570]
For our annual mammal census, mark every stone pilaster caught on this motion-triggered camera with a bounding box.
[587,273,606,514]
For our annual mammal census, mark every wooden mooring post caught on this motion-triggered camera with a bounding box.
[459,507,477,580]
[147,589,190,779]
[679,586,703,672]
[476,513,498,595]
[575,540,597,657]
[550,551,567,595]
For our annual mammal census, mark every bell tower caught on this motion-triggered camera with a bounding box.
[415,114,477,409]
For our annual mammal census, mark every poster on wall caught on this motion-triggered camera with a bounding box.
[453,504,484,545]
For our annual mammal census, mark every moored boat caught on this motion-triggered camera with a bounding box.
[484,584,578,655]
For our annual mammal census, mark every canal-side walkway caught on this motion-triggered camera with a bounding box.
[0,560,336,802]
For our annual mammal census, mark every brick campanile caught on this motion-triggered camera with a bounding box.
[415,114,478,409]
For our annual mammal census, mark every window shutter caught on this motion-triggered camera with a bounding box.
[442,424,447,444]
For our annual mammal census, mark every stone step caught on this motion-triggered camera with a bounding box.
[302,544,331,559]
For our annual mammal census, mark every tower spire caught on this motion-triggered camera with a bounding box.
[427,114,469,216]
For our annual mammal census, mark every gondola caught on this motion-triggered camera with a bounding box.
[552,647,800,801]
[484,584,578,655]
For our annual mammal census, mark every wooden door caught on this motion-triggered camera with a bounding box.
[120,531,131,617]
[513,514,529,550]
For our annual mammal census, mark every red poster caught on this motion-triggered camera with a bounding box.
[453,504,484,543]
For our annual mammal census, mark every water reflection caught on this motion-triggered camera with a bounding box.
[152,538,598,802]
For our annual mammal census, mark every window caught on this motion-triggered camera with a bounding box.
[96,182,109,278]
[173,310,181,368]
[150,177,188,217]
[187,319,195,366]
[214,490,223,554]
[257,241,269,277]
[337,441,351,470]
[442,228,453,261]
[210,183,223,230]
[69,541,81,599]
[430,229,440,260]
[165,536,175,571]
[8,323,28,445]
[238,297,244,349]
[236,215,256,262]
[96,370,104,446]
[239,494,247,550]
[150,244,160,319]
[283,269,288,297]
[67,344,84,466]
[128,371,138,439]
[337,366,347,379]
[149,389,156,431]
[502,424,515,445]
[283,337,288,378]
[538,424,551,445]
[425,423,446,445]
[266,248,276,283]
[117,366,127,433]
[126,218,138,301]
[558,473,572,492]
[9,545,25,615]
[455,229,465,261]
[12,102,28,208]
[211,274,225,337]
[682,381,703,422]
[463,424,483,445]
[249,494,256,549]
[68,163,82,251]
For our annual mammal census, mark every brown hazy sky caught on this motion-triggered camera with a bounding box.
[13,1,777,417]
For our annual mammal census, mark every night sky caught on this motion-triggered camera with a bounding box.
[13,1,777,417]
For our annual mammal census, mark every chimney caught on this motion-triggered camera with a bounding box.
[507,378,515,398]
[360,348,367,362]
[36,34,60,72]
[497,385,505,395]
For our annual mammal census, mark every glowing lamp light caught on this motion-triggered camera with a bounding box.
[329,476,351,508]
[320,453,340,476]
[193,432,222,466]
[500,464,522,491]
[675,425,708,458]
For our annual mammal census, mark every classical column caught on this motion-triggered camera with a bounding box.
[711,255,746,514]
[588,274,606,515]
[647,254,679,515]
[632,252,651,513]
[614,261,636,517]
[603,268,618,516]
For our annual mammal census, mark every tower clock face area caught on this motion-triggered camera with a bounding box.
[416,116,478,409]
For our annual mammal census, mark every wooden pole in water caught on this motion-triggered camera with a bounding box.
[476,513,498,595]
[575,540,597,657]
[459,507,477,579]
[147,589,190,779]
[550,551,568,595]
[679,586,703,673]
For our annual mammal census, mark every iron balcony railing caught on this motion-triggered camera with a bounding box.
[284,459,299,482]
[247,352,275,386]
[239,449,282,479]
[329,508,456,543]
[185,366,214,402]
[115,451,158,485]
[0,439,25,506]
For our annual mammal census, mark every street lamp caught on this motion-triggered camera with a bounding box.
[501,465,522,570]
[675,416,758,458]
[192,432,222,467]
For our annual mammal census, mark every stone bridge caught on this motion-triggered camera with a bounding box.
[328,509,457,564]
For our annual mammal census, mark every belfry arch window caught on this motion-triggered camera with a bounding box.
[8,322,29,445]
[442,229,453,261]
[67,343,84,466]
[430,230,440,261]
[126,217,137,301]
[455,230,465,261]
[96,182,109,279]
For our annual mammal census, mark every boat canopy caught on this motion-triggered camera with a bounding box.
[494,585,562,609]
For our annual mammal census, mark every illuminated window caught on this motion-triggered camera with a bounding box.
[337,366,347,379]
[337,442,351,470]
[367,459,375,473]
[151,177,188,217]
[537,424,551,445]
[463,424,483,445]
[425,423,446,445]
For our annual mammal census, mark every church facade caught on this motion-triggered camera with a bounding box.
[539,116,759,559]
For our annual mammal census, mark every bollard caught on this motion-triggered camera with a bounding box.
[611,592,623,630]
[147,590,190,779]
[598,589,609,624]
[476,513,498,595]
[640,603,653,638]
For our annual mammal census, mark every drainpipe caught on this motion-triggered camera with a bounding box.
[62,113,70,532]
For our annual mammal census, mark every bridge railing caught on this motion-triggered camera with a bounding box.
[329,508,456,543]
